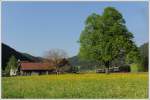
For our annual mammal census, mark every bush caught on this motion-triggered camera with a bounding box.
[70,66,80,73]
[131,63,144,72]
[119,65,131,72]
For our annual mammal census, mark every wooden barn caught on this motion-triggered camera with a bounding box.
[19,61,55,76]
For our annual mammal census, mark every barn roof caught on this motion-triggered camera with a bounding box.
[20,62,55,71]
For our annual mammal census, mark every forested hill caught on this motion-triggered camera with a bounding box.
[68,56,99,71]
[2,43,42,70]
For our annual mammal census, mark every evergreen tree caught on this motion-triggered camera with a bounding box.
[5,55,18,76]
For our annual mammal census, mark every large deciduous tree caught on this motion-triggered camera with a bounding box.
[44,49,68,74]
[78,7,140,73]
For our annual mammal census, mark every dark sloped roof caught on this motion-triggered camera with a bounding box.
[20,62,55,71]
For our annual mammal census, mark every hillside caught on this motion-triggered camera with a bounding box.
[68,56,99,71]
[21,53,43,62]
[2,43,42,70]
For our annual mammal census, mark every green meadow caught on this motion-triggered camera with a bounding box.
[2,73,148,99]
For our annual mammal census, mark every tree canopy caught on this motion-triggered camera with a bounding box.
[78,7,140,73]
[43,49,68,74]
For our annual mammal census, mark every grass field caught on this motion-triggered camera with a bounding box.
[2,73,148,99]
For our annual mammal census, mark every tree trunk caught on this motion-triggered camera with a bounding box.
[56,69,59,75]
[105,61,110,74]
[55,66,58,75]
[56,66,59,75]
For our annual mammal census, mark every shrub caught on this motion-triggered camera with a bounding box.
[119,65,131,72]
[131,63,144,72]
[71,66,80,73]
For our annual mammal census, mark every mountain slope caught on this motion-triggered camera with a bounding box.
[68,56,99,70]
[2,43,42,70]
[21,53,43,62]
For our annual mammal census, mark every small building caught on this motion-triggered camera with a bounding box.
[10,68,18,76]
[19,62,55,76]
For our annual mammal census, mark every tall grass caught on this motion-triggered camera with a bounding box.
[2,73,148,99]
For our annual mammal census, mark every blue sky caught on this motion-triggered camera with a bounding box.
[2,1,149,57]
